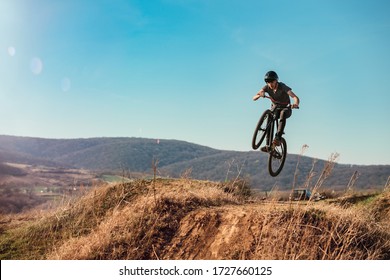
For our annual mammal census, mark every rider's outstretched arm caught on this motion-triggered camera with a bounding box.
[287,90,300,108]
[253,88,266,101]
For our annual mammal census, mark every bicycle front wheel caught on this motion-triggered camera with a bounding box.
[268,137,287,177]
[252,110,272,150]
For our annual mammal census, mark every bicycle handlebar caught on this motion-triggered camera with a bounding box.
[263,95,299,109]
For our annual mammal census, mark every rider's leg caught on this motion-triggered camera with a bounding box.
[275,108,292,139]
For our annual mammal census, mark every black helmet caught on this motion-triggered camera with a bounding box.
[264,71,278,83]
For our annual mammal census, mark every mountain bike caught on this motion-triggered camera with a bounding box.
[252,95,298,177]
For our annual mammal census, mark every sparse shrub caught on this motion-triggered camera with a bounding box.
[220,178,252,197]
[0,187,47,214]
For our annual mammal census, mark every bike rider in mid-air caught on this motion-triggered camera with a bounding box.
[253,70,300,152]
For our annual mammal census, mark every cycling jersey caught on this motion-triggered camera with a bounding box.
[262,82,291,106]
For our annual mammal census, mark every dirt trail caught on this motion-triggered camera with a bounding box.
[164,205,262,259]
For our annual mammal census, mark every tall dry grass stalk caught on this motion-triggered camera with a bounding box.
[292,144,309,191]
[346,170,360,194]
[384,176,390,192]
[302,158,317,190]
[310,152,339,200]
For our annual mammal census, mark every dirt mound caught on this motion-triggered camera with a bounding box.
[1,179,389,260]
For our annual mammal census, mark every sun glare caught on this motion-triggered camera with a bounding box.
[7,46,16,56]
[61,77,71,92]
[30,57,43,75]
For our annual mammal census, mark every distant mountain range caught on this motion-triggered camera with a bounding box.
[0,135,389,190]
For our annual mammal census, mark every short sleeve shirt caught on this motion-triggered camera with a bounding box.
[262,82,291,106]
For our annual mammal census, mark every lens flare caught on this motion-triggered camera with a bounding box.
[30,57,43,75]
[8,46,16,56]
[61,77,71,92]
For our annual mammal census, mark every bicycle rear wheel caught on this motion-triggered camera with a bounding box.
[268,137,287,177]
[252,110,272,150]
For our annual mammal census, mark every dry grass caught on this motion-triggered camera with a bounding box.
[252,202,389,260]
[0,178,389,260]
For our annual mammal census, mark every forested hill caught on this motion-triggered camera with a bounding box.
[0,135,389,190]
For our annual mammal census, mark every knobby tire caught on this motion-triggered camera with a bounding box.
[252,110,272,150]
[268,137,287,177]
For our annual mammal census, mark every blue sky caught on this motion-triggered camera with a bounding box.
[0,0,389,165]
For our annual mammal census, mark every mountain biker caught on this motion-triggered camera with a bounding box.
[252,70,300,152]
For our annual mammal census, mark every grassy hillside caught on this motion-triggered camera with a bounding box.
[1,178,389,260]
